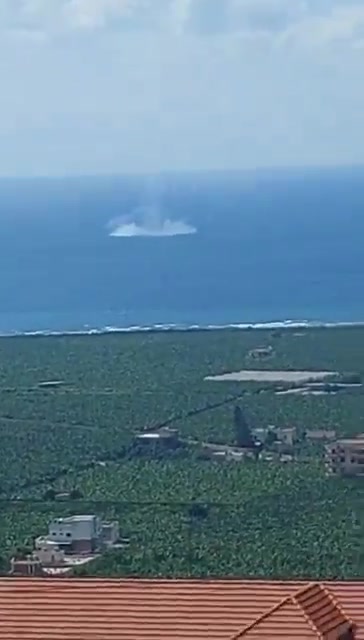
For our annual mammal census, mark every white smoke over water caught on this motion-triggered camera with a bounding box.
[108,205,197,238]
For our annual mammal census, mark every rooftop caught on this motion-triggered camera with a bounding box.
[137,433,162,439]
[334,439,364,447]
[0,578,363,640]
[53,515,96,524]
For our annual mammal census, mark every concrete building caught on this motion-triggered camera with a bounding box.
[34,539,66,566]
[248,346,273,360]
[9,514,119,577]
[9,557,43,577]
[326,438,364,476]
[276,427,297,446]
[135,427,181,454]
[306,429,337,442]
[48,515,102,554]
[253,426,297,447]
[101,521,120,547]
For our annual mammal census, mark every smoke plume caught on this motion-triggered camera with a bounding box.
[108,205,197,238]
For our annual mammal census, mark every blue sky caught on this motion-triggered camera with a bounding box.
[1,0,364,175]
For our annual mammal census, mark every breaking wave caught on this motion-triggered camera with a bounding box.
[1,320,363,338]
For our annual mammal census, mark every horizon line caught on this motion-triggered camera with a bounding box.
[0,163,363,181]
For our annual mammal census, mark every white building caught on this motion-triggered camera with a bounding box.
[101,522,120,546]
[48,515,102,553]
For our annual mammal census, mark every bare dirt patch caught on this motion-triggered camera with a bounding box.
[205,370,336,383]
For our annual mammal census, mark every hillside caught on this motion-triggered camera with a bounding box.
[1,326,364,577]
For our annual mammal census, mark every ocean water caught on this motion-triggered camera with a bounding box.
[1,166,364,335]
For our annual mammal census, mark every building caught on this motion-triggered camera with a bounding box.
[276,426,297,446]
[44,514,120,554]
[101,521,120,547]
[136,427,180,449]
[48,515,102,554]
[200,443,259,463]
[34,539,66,566]
[253,426,297,447]
[306,429,337,442]
[9,558,43,577]
[248,346,273,360]
[0,578,363,639]
[9,516,119,578]
[9,556,73,578]
[10,539,99,578]
[326,438,364,476]
[253,427,268,441]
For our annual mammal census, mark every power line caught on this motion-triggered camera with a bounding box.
[1,499,237,507]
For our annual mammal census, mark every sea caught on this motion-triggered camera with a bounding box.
[1,165,364,336]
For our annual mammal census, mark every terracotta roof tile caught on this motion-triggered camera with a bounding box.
[0,579,363,640]
[234,583,355,639]
[294,583,353,638]
[235,597,322,639]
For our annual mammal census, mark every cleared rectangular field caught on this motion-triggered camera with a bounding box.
[205,370,336,383]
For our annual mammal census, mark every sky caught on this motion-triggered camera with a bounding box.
[1,0,364,176]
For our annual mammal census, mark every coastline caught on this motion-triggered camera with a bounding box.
[1,319,364,338]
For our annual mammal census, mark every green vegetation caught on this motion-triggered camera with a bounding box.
[1,327,364,578]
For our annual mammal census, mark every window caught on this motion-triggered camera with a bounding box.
[66,533,71,537]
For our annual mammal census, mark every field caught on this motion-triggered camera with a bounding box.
[1,326,364,578]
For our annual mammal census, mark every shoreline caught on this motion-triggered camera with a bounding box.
[1,319,364,338]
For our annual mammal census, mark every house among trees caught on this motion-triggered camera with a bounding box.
[326,437,364,477]
[9,515,120,577]
[248,346,273,360]
[134,427,181,452]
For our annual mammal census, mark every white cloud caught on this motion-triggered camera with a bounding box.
[280,5,364,49]
[62,0,135,30]
[229,0,308,33]
[1,0,364,175]
[0,0,146,36]
[0,0,363,46]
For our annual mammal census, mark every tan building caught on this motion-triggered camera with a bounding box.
[276,426,297,446]
[9,557,43,577]
[326,438,364,476]
[34,538,66,565]
[306,429,337,442]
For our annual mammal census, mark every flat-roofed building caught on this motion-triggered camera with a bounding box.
[48,515,102,553]
[326,437,364,476]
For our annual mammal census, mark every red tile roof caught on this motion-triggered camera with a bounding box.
[295,583,352,638]
[0,579,363,640]
[234,583,355,639]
